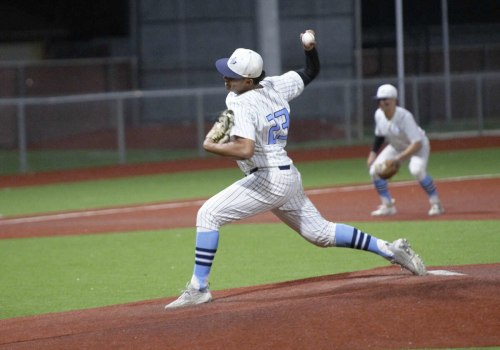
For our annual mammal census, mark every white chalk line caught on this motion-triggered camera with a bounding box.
[1,173,498,226]
[305,173,499,195]
[0,200,205,226]
[427,270,466,276]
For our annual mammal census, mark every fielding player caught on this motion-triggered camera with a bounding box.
[367,84,445,216]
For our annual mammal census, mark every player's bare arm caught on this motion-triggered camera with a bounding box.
[393,140,422,164]
[203,136,255,160]
[367,151,377,167]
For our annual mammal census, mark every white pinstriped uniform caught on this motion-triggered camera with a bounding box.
[196,71,336,247]
[369,106,430,180]
[163,47,430,311]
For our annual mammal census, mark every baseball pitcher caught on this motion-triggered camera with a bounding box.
[166,31,427,309]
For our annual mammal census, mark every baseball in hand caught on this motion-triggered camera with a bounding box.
[301,32,315,46]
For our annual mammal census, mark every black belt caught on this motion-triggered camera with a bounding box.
[249,165,290,174]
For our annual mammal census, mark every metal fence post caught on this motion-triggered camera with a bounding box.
[116,98,126,164]
[17,101,28,173]
[476,76,484,135]
[344,83,352,144]
[411,77,420,123]
[196,93,205,158]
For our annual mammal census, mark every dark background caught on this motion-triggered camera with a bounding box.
[0,1,128,41]
[1,0,498,46]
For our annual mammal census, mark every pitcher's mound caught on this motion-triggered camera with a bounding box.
[1,264,499,350]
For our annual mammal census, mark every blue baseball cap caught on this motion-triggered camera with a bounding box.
[215,48,263,79]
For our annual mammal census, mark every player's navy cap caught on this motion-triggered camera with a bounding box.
[215,48,263,79]
[375,84,398,99]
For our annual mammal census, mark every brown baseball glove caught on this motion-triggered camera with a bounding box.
[375,160,400,180]
[206,109,234,144]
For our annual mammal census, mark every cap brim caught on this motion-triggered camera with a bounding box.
[373,95,396,100]
[215,58,242,79]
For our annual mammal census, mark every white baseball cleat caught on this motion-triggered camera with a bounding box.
[371,199,397,216]
[165,283,212,309]
[428,202,445,216]
[385,238,427,276]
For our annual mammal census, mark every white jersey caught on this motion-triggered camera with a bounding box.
[197,69,335,248]
[227,71,304,174]
[374,106,428,152]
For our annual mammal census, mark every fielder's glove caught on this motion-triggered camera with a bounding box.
[206,109,234,144]
[375,160,400,180]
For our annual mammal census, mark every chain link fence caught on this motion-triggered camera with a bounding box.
[1,72,499,174]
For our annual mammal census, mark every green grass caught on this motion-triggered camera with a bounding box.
[1,148,499,217]
[1,221,499,320]
[0,148,201,175]
[298,147,500,188]
[0,168,241,216]
[0,146,499,328]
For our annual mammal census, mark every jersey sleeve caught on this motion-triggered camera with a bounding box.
[374,109,384,136]
[227,97,256,141]
[401,110,423,143]
[265,71,304,102]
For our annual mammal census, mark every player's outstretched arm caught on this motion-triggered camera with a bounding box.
[296,30,320,86]
[394,140,422,163]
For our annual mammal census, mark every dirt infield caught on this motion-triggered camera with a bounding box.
[1,135,499,349]
[1,265,499,350]
[1,176,500,239]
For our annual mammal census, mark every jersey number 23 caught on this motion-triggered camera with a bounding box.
[266,108,290,145]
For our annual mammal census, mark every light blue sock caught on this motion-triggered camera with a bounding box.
[419,175,438,197]
[192,230,219,290]
[334,223,391,258]
[374,179,392,203]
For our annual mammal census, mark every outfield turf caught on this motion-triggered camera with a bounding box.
[1,147,499,217]
[1,220,499,320]
[0,147,499,321]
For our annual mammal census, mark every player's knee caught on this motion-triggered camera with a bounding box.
[409,164,426,180]
[300,223,335,248]
[312,237,333,248]
[303,235,331,248]
[196,206,220,230]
